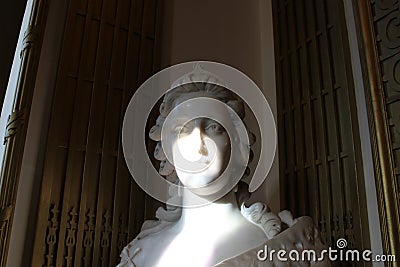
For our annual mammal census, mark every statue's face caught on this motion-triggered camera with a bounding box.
[169,92,231,188]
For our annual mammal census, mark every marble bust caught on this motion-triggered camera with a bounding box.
[118,68,328,267]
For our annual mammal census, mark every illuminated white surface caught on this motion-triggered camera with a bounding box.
[177,127,203,162]
[142,192,268,267]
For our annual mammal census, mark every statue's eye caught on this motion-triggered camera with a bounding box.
[205,123,224,134]
[175,125,190,134]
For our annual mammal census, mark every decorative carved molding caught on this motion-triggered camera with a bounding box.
[378,12,400,50]
[21,25,37,57]
[332,214,341,242]
[4,109,25,144]
[0,206,13,230]
[44,205,59,267]
[65,207,78,267]
[344,210,355,248]
[83,209,95,267]
[41,206,131,266]
[384,53,400,93]
[375,0,398,11]
[100,210,112,266]
[117,214,128,252]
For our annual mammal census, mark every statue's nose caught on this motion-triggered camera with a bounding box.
[188,127,208,157]
[178,127,204,162]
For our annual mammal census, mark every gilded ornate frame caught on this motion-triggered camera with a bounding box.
[352,0,400,263]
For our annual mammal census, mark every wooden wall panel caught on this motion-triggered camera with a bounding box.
[31,0,160,266]
[272,0,370,264]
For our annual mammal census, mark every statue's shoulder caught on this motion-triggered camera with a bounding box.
[215,215,331,267]
[117,219,178,267]
[116,206,181,267]
[240,202,281,239]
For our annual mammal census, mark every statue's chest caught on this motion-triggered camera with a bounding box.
[133,232,223,267]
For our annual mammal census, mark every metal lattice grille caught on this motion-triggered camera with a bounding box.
[32,0,160,266]
[272,0,370,260]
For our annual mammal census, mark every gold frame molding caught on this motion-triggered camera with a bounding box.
[352,0,400,264]
[0,0,49,265]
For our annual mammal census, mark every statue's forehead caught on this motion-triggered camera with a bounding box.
[171,94,232,123]
[172,91,219,106]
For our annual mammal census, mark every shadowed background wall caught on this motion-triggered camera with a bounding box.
[157,0,279,211]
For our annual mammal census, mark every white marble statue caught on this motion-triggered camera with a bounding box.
[118,68,329,267]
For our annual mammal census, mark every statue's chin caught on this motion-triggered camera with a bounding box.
[178,176,219,191]
[184,177,236,201]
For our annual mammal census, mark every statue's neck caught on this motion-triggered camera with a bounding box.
[177,191,241,232]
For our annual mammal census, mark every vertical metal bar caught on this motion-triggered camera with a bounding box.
[125,0,146,239]
[281,0,298,213]
[334,0,371,251]
[110,19,132,266]
[134,0,146,88]
[105,0,126,265]
[31,0,80,263]
[297,0,319,220]
[92,0,119,263]
[54,0,96,265]
[315,0,346,241]
[73,0,106,264]
[289,0,308,215]
[110,0,134,260]
[272,0,288,210]
[304,0,333,245]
